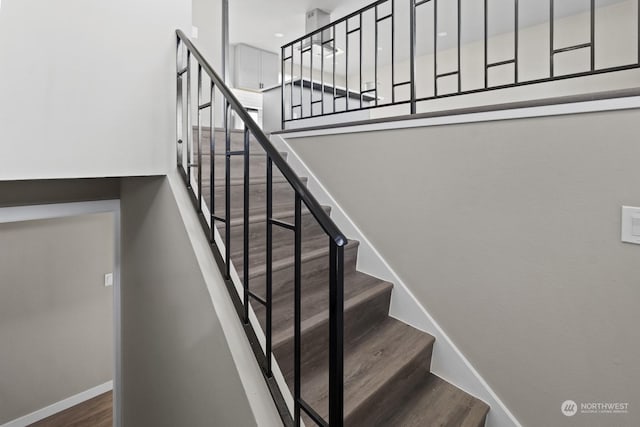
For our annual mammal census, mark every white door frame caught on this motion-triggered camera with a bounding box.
[0,200,122,427]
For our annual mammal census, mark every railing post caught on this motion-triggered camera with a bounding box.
[294,194,302,427]
[243,124,250,325]
[266,155,273,377]
[224,101,231,279]
[210,82,216,243]
[409,0,416,114]
[186,51,193,188]
[329,240,345,426]
[197,65,203,212]
[281,46,285,130]
[176,37,183,169]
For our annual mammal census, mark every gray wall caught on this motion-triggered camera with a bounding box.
[0,178,120,208]
[120,176,256,427]
[287,108,640,427]
[0,213,115,424]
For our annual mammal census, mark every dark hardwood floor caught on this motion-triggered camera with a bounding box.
[29,392,112,427]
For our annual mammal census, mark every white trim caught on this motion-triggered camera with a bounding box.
[1,381,113,427]
[271,135,521,427]
[0,200,121,427]
[279,95,640,139]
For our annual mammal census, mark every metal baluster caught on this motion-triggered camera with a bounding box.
[434,0,438,97]
[243,125,250,324]
[550,0,554,77]
[294,193,302,426]
[281,46,285,129]
[391,3,395,104]
[197,65,203,212]
[310,36,314,116]
[458,0,462,92]
[266,155,273,377]
[375,5,379,106]
[224,101,231,279]
[515,0,519,83]
[360,13,363,109]
[210,81,216,242]
[329,240,345,426]
[346,24,350,111]
[333,26,337,113]
[186,51,192,188]
[300,40,304,118]
[410,0,416,114]
[321,30,325,116]
[590,0,595,71]
[484,0,488,88]
[176,39,184,169]
[290,44,294,121]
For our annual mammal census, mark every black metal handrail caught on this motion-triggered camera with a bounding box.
[281,0,640,126]
[177,30,345,247]
[175,30,346,426]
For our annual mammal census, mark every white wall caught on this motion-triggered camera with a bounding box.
[0,0,190,181]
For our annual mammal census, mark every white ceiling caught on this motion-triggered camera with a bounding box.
[230,0,626,67]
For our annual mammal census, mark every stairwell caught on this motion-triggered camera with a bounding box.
[195,128,490,426]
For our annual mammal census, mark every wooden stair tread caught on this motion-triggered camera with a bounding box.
[219,205,330,230]
[259,272,393,348]
[208,176,296,187]
[301,317,436,423]
[375,374,490,427]
[245,240,360,280]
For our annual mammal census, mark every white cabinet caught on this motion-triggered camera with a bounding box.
[234,44,279,91]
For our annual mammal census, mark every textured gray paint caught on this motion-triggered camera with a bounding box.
[287,108,640,427]
[0,213,114,424]
[120,176,256,427]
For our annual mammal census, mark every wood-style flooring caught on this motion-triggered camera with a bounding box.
[29,392,112,427]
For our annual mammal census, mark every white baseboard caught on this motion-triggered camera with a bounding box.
[271,134,522,427]
[1,381,113,427]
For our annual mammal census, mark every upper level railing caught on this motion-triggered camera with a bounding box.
[176,30,346,426]
[281,0,640,126]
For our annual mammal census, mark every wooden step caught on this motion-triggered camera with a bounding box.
[265,272,394,383]
[300,317,436,425]
[192,151,287,181]
[358,374,490,427]
[193,127,265,154]
[201,177,306,219]
[219,206,332,275]
[244,239,360,285]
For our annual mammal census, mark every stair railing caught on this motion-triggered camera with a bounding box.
[176,30,346,426]
[281,0,640,127]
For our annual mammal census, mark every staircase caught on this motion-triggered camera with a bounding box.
[196,128,490,426]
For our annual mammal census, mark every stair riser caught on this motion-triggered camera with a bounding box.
[221,209,330,260]
[190,154,285,181]
[192,129,264,154]
[275,286,392,385]
[248,242,359,299]
[346,345,433,426]
[201,180,302,217]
